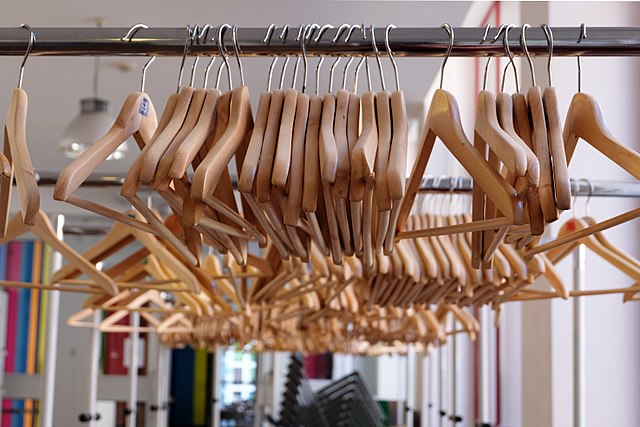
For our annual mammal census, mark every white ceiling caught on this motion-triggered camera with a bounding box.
[0,0,471,213]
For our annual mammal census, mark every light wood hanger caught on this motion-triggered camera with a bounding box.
[0,209,118,295]
[352,90,379,269]
[333,89,354,256]
[374,90,392,253]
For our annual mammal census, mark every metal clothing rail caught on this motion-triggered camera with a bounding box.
[32,172,640,198]
[0,27,639,57]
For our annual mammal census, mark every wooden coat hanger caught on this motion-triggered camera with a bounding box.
[1,25,40,233]
[333,88,354,256]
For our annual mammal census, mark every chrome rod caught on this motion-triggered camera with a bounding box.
[0,27,638,57]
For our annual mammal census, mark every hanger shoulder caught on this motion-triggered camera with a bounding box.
[54,92,154,201]
[272,88,298,188]
[475,90,527,177]
[238,91,271,194]
[352,91,379,181]
[6,88,39,225]
[527,86,557,222]
[319,93,339,184]
[139,87,195,183]
[333,89,351,197]
[170,89,222,181]
[543,87,571,210]
[154,88,208,189]
[192,86,252,201]
[284,93,310,226]
[388,90,409,200]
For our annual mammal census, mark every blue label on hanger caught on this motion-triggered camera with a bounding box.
[139,97,149,116]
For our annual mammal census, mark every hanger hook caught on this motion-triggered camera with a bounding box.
[327,24,350,93]
[217,24,233,90]
[272,25,288,91]
[354,24,370,93]
[264,24,278,91]
[203,25,220,88]
[291,24,308,90]
[122,24,155,93]
[313,24,334,95]
[302,24,320,93]
[176,25,196,93]
[385,24,400,91]
[520,23,536,87]
[370,25,385,91]
[480,24,492,91]
[439,23,454,89]
[232,25,245,86]
[501,24,519,92]
[341,24,361,91]
[585,178,594,216]
[541,24,553,86]
[188,26,203,88]
[577,23,587,92]
[18,24,36,88]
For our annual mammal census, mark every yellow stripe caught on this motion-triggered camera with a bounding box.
[35,243,52,427]
[192,349,208,424]
[24,241,42,427]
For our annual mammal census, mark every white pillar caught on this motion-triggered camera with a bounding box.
[39,214,64,427]
[0,290,8,427]
[573,245,586,427]
[127,311,140,427]
[86,310,101,427]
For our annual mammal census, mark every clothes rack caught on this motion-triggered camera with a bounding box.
[0,27,638,57]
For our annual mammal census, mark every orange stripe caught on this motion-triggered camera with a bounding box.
[24,240,42,427]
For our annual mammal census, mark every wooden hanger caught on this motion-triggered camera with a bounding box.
[333,89,354,256]
[54,91,159,234]
[397,89,524,239]
[352,90,379,269]
[319,92,343,264]
[0,209,118,295]
[373,90,392,253]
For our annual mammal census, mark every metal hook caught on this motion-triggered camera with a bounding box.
[370,25,385,91]
[440,23,454,89]
[232,25,245,86]
[354,24,371,93]
[18,24,36,88]
[541,24,554,86]
[313,24,334,95]
[301,24,320,93]
[577,23,587,92]
[291,24,308,90]
[122,24,155,93]
[341,24,361,91]
[217,24,232,90]
[501,24,519,92]
[277,25,292,90]
[480,24,492,91]
[203,25,220,88]
[326,24,351,93]
[264,24,278,91]
[176,25,196,93]
[585,178,593,216]
[385,24,400,91]
[520,24,536,87]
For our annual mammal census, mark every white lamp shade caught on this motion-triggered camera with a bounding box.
[58,98,130,160]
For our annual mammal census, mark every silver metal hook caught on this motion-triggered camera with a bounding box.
[264,24,278,91]
[18,24,35,88]
[480,24,492,91]
[326,24,351,93]
[302,24,320,93]
[217,24,232,90]
[440,23,454,89]
[313,24,334,95]
[291,24,307,90]
[232,25,245,86]
[520,24,536,87]
[385,24,400,91]
[122,24,155,92]
[203,25,220,88]
[354,24,370,93]
[541,24,554,86]
[501,24,519,92]
[577,23,587,92]
[585,178,593,216]
[370,25,385,91]
[176,25,196,93]
[277,25,291,90]
[341,24,361,91]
